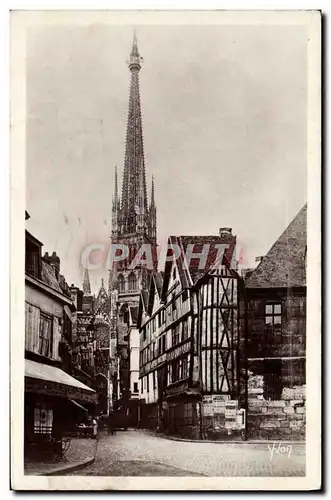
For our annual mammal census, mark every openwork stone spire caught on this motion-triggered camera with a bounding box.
[120,33,149,236]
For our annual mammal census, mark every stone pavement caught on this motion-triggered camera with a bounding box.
[67,429,306,477]
[25,437,97,476]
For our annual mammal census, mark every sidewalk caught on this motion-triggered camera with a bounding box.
[139,429,306,446]
[24,437,98,476]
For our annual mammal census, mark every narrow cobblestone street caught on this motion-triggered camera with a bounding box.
[67,430,306,477]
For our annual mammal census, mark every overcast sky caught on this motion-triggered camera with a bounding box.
[26,23,307,294]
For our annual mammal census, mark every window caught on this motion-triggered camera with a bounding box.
[172,324,180,346]
[26,251,40,278]
[142,327,146,342]
[182,321,189,341]
[140,379,143,394]
[147,375,150,393]
[128,272,136,292]
[167,364,171,385]
[172,295,177,311]
[265,303,282,325]
[25,237,41,279]
[118,274,125,293]
[265,303,282,344]
[182,290,188,302]
[181,356,189,379]
[162,335,166,353]
[34,407,53,434]
[63,311,72,344]
[38,313,53,357]
[153,371,156,390]
[133,382,138,393]
[171,359,180,382]
[173,267,177,281]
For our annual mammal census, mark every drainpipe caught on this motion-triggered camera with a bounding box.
[196,285,204,440]
[241,278,249,441]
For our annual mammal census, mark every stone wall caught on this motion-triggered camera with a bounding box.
[247,372,306,440]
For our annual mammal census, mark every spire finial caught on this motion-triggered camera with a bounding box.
[129,30,142,70]
[133,29,137,49]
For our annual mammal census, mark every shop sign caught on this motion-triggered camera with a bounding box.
[167,341,190,362]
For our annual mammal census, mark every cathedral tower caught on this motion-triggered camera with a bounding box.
[110,33,157,312]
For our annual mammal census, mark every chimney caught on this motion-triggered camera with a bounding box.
[219,227,232,237]
[46,251,60,279]
[255,256,264,263]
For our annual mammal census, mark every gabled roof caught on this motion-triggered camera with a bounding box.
[137,289,148,329]
[147,271,164,316]
[154,271,164,297]
[246,204,307,289]
[161,233,237,298]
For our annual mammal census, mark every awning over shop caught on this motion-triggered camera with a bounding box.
[25,359,98,404]
[69,399,88,412]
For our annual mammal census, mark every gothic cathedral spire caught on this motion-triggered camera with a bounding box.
[110,33,157,299]
[83,266,91,295]
[119,32,155,239]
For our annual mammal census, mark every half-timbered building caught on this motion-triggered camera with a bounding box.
[138,230,246,439]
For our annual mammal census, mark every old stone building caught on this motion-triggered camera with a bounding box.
[24,215,97,458]
[138,230,247,439]
[242,204,307,440]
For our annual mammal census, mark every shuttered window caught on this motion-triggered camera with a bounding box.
[38,313,53,357]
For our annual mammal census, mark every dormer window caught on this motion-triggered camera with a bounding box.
[25,231,42,279]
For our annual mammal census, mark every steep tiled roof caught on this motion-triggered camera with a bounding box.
[162,233,237,298]
[41,261,63,294]
[246,204,307,289]
[179,234,236,283]
[154,272,164,297]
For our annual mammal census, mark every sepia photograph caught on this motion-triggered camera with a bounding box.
[10,10,321,490]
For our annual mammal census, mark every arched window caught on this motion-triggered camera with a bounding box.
[128,272,136,292]
[118,274,125,293]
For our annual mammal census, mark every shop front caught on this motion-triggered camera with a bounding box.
[24,359,98,460]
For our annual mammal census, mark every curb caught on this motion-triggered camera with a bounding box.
[144,431,305,446]
[40,456,96,476]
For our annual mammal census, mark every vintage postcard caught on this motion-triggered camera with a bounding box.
[10,10,321,490]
